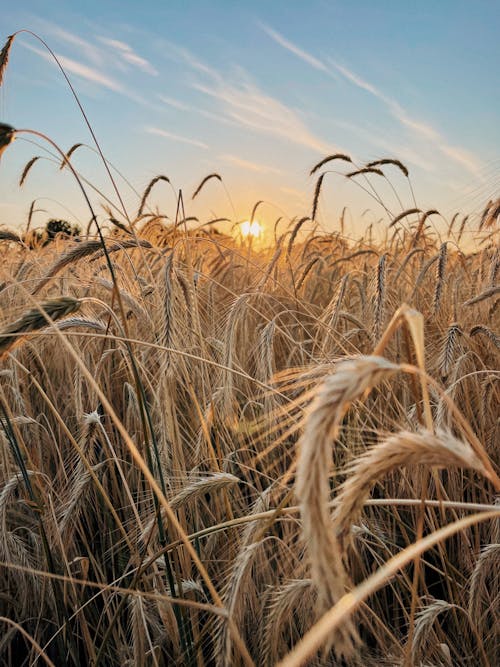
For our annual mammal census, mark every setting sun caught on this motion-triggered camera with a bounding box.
[240,220,262,238]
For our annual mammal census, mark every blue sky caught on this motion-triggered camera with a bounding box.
[0,1,499,239]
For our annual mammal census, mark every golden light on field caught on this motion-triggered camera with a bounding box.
[240,220,262,238]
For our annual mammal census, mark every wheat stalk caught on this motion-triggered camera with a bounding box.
[375,253,387,337]
[433,242,448,313]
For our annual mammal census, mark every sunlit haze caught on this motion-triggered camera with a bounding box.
[240,220,262,239]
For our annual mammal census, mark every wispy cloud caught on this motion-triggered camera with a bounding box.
[145,126,209,149]
[97,37,158,75]
[328,60,481,174]
[34,19,158,78]
[329,60,440,139]
[20,41,165,112]
[32,19,103,65]
[259,23,330,73]
[158,94,191,111]
[260,23,481,175]
[220,154,281,174]
[154,39,334,153]
[21,42,124,93]
[280,186,307,200]
[438,144,481,174]
[160,41,222,81]
[193,80,332,153]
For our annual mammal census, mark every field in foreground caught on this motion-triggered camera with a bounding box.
[0,197,499,667]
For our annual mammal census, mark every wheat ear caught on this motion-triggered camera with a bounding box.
[295,355,399,657]
[0,34,15,87]
[0,297,80,357]
[333,429,489,552]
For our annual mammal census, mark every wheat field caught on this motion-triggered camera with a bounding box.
[0,32,500,667]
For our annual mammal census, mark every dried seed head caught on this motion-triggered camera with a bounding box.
[191,172,222,200]
[346,167,384,178]
[0,123,15,161]
[0,34,15,87]
[309,153,352,176]
[0,296,81,357]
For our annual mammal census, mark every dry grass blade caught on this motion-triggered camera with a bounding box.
[448,212,460,235]
[457,215,468,244]
[0,296,80,357]
[309,153,352,176]
[296,256,320,291]
[375,253,387,337]
[191,173,222,200]
[87,238,151,259]
[0,617,56,667]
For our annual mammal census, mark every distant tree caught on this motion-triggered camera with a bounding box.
[44,218,81,241]
[23,218,81,249]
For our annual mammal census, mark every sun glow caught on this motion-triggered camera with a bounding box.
[240,220,262,238]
